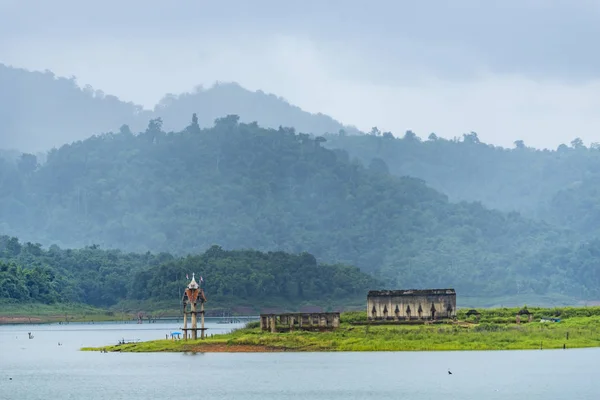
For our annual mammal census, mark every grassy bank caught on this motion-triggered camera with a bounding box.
[0,297,366,324]
[0,303,133,324]
[81,306,600,353]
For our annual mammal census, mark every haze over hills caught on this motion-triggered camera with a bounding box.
[0,64,358,152]
[324,133,600,237]
[3,65,600,306]
[2,115,599,303]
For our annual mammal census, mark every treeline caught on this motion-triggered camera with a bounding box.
[324,131,600,236]
[1,117,600,299]
[0,236,377,306]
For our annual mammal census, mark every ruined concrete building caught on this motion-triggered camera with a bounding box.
[260,312,340,332]
[367,289,456,321]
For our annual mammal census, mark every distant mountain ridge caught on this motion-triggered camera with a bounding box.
[0,64,360,152]
[323,133,600,237]
[0,116,597,300]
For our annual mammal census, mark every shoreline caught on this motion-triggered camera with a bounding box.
[82,335,600,353]
[82,312,600,353]
[0,316,45,325]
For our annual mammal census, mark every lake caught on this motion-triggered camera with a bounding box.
[0,320,598,399]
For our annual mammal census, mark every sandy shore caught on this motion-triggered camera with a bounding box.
[0,316,43,324]
[188,344,288,352]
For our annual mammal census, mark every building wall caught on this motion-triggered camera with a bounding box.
[367,293,457,320]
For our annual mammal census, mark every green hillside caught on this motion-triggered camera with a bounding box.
[324,132,600,235]
[1,116,597,300]
[0,236,375,309]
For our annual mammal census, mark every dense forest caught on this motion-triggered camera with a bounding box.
[323,132,600,237]
[4,65,600,305]
[0,64,357,152]
[2,116,600,300]
[0,236,375,308]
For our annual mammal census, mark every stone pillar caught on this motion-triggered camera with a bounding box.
[191,302,197,340]
[260,316,266,330]
[200,302,205,339]
[183,309,188,341]
[270,315,276,333]
[516,315,521,324]
[333,314,340,328]
[528,314,533,323]
[319,314,327,327]
[289,316,294,332]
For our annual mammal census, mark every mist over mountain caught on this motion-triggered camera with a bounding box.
[0,64,148,152]
[0,64,358,152]
[324,132,600,237]
[4,65,600,304]
[2,116,599,301]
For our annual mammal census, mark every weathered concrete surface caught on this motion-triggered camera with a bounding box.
[367,288,457,321]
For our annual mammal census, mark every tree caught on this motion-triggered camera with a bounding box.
[403,130,419,141]
[314,136,327,146]
[514,140,525,149]
[187,113,201,134]
[119,124,133,136]
[463,132,480,144]
[17,154,38,175]
[214,114,240,127]
[428,133,438,141]
[557,144,569,153]
[369,127,381,136]
[571,137,585,149]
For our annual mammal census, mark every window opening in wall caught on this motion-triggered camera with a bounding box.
[418,304,423,319]
[406,305,411,319]
[371,305,377,318]
[430,303,436,320]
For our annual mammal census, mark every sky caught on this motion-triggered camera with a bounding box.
[1,0,600,149]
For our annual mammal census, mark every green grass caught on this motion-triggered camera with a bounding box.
[0,302,133,324]
[82,306,600,353]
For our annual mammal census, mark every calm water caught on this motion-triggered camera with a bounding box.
[0,321,599,399]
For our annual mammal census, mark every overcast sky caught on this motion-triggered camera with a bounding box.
[2,0,600,149]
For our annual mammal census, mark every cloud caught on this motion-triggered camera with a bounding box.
[1,0,600,149]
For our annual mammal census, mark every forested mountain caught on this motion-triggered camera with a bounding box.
[0,236,375,308]
[1,116,598,300]
[154,82,360,137]
[324,132,600,236]
[0,64,149,152]
[0,64,357,152]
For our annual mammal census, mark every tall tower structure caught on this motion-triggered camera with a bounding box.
[182,273,207,340]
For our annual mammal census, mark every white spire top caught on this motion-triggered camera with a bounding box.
[188,273,199,289]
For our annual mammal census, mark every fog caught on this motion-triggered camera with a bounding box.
[2,0,600,149]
